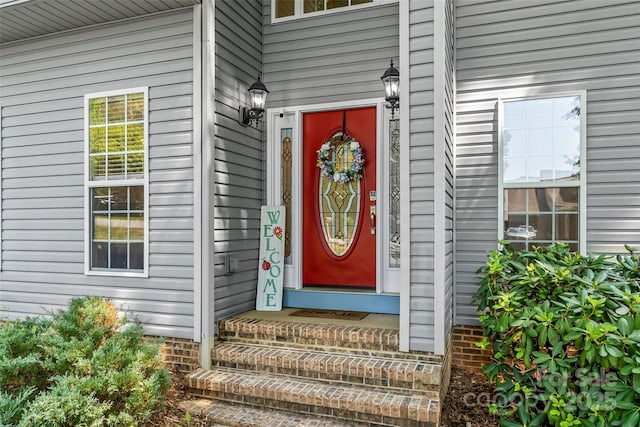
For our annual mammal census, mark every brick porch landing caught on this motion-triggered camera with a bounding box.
[185,312,447,426]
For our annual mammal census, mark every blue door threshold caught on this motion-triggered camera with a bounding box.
[283,289,399,315]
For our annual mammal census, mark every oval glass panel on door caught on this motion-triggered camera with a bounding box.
[302,107,377,288]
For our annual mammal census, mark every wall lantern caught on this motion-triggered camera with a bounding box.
[241,75,269,126]
[381,59,399,117]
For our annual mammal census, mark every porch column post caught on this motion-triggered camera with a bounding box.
[398,0,411,353]
[199,0,216,370]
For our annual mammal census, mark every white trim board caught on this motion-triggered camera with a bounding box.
[496,90,588,255]
[199,0,216,369]
[265,97,400,297]
[398,0,410,353]
[83,86,150,279]
[433,0,447,356]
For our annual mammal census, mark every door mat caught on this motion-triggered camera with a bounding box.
[289,309,369,320]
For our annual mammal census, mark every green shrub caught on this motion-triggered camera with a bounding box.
[0,296,170,427]
[474,243,640,427]
[0,386,36,426]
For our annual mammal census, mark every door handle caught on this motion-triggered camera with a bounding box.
[370,206,376,234]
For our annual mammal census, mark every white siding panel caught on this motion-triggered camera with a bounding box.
[455,0,640,326]
[0,9,196,339]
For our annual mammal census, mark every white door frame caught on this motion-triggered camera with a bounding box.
[265,98,400,294]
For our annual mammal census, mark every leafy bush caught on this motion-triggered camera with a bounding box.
[474,243,640,427]
[0,296,170,427]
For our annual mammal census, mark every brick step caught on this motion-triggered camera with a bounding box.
[181,399,367,426]
[186,368,439,426]
[212,342,440,397]
[218,318,440,363]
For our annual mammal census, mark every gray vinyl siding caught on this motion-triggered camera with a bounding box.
[409,0,435,352]
[263,1,399,107]
[442,0,455,345]
[0,9,196,339]
[455,0,640,325]
[213,0,264,321]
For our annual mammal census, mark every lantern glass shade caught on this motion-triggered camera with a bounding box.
[248,76,269,112]
[381,60,400,104]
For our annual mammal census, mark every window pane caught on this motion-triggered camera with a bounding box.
[505,214,527,239]
[89,98,106,125]
[110,213,129,240]
[509,242,527,252]
[352,0,373,4]
[93,213,109,240]
[90,155,106,180]
[127,123,144,151]
[556,214,578,241]
[327,0,348,9]
[130,243,144,270]
[110,243,128,269]
[92,242,108,268]
[130,186,144,211]
[529,214,552,240]
[92,187,110,211]
[127,152,144,177]
[107,125,125,153]
[127,93,144,121]
[556,187,578,212]
[275,0,295,17]
[503,95,581,184]
[107,154,125,179]
[89,127,105,154]
[532,189,553,212]
[110,187,128,210]
[130,213,144,240]
[304,0,323,13]
[107,95,125,123]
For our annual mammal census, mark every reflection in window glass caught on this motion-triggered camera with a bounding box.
[503,96,580,184]
[295,0,373,16]
[275,0,295,17]
[501,94,583,252]
[304,0,323,13]
[89,92,145,181]
[87,90,146,273]
[327,0,349,9]
[504,187,578,251]
[90,186,144,271]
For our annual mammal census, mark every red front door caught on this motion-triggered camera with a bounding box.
[302,107,377,288]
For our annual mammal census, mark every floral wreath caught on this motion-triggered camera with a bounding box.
[316,137,365,184]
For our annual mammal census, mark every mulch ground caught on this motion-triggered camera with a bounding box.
[440,365,501,427]
[148,365,500,426]
[144,369,206,427]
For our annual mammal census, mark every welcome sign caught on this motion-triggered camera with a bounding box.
[256,205,285,311]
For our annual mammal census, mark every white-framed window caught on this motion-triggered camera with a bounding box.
[498,92,587,253]
[84,88,149,277]
[272,0,386,22]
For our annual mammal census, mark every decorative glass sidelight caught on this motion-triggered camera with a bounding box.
[389,119,400,268]
[318,133,361,257]
[281,128,293,264]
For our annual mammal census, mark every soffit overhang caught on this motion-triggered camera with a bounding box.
[0,0,201,44]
